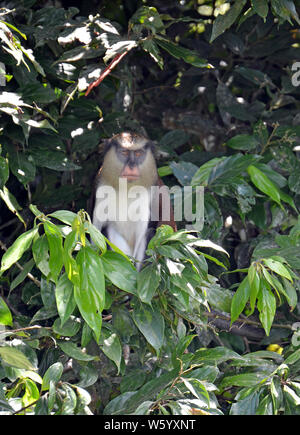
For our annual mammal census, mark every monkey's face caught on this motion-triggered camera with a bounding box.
[101,132,157,187]
[116,147,147,181]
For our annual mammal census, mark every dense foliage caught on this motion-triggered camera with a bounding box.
[1,0,300,415]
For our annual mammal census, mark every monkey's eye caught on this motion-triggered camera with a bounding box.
[120,149,129,157]
[134,150,144,157]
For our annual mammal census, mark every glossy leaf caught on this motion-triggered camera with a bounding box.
[75,246,105,342]
[231,276,251,324]
[0,227,39,273]
[41,362,64,391]
[248,165,282,206]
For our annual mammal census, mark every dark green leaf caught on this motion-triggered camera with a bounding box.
[227,134,259,151]
[101,251,137,294]
[41,362,64,391]
[44,221,63,283]
[231,276,251,324]
[53,315,81,337]
[210,1,246,42]
[251,0,269,19]
[75,246,105,342]
[58,341,96,361]
[55,273,76,326]
[155,36,210,68]
[132,302,165,354]
[99,328,122,373]
[0,155,9,189]
[137,263,160,304]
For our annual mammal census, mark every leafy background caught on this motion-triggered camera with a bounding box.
[1,0,300,415]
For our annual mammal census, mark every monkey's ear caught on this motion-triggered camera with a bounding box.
[146,140,156,154]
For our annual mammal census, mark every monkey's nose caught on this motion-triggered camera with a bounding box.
[121,164,140,181]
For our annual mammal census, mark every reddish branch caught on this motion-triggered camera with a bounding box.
[85,49,129,96]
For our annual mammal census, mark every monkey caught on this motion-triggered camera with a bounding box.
[91,132,177,269]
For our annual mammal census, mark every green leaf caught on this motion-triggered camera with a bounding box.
[10,258,35,291]
[0,346,35,370]
[257,283,276,336]
[32,234,50,277]
[208,154,259,189]
[60,383,77,415]
[132,302,165,354]
[248,264,260,313]
[210,1,247,42]
[75,246,105,342]
[104,369,178,415]
[226,134,259,151]
[0,155,9,189]
[270,377,283,414]
[248,165,282,206]
[220,372,266,389]
[137,263,160,304]
[155,36,211,68]
[58,341,96,361]
[230,388,260,415]
[231,276,251,324]
[100,328,122,373]
[130,6,165,32]
[101,251,137,294]
[9,152,36,185]
[41,362,64,391]
[262,258,293,281]
[53,315,81,337]
[191,157,226,186]
[44,221,63,283]
[55,273,76,326]
[281,277,297,310]
[22,378,40,408]
[40,278,56,309]
[141,39,164,69]
[86,222,107,253]
[0,297,13,326]
[193,346,243,365]
[283,385,300,408]
[251,0,269,19]
[49,210,78,226]
[63,231,80,287]
[181,377,210,405]
[285,348,300,365]
[0,186,26,226]
[0,227,39,274]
